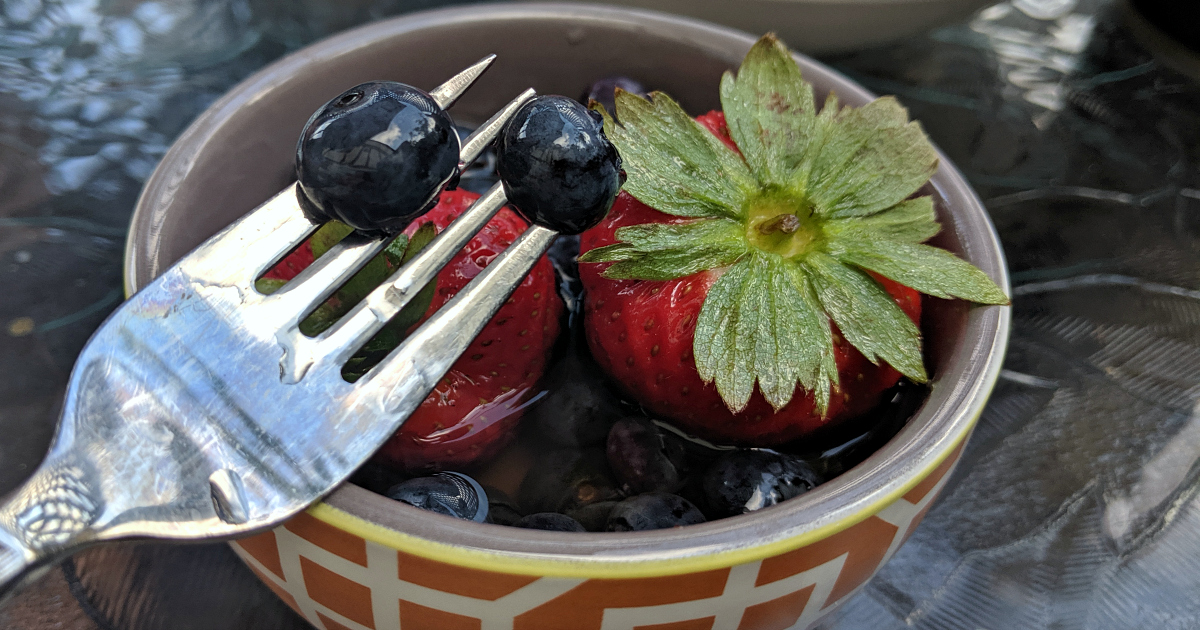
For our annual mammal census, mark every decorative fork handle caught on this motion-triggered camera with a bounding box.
[0,521,34,603]
[0,227,565,605]
[0,452,101,603]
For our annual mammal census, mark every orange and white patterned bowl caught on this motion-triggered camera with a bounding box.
[226,440,967,630]
[126,5,1011,629]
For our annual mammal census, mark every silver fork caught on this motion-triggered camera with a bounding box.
[0,57,554,598]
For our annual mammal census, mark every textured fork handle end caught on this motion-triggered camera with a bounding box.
[0,458,100,604]
[0,528,42,606]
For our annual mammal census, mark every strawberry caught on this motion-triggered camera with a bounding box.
[260,190,562,471]
[580,34,1007,446]
[581,192,920,445]
[262,240,313,282]
[694,111,737,152]
[376,189,562,471]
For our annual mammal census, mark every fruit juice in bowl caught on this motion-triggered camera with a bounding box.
[126,5,1010,629]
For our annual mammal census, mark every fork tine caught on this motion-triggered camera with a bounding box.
[459,88,536,168]
[261,232,390,328]
[429,55,497,110]
[187,57,497,287]
[316,183,509,368]
[363,224,559,417]
[180,184,319,285]
[293,87,534,376]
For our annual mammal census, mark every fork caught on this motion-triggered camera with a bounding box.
[0,57,555,598]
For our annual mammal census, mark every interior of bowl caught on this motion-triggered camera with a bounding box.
[128,3,1010,570]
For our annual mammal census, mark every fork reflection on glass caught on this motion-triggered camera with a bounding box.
[0,57,559,599]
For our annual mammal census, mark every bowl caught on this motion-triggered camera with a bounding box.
[126,4,1010,629]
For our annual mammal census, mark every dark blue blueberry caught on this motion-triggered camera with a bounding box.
[605,493,706,532]
[385,471,488,522]
[527,354,622,448]
[583,76,647,118]
[606,417,688,494]
[296,81,460,235]
[517,448,623,514]
[700,450,822,519]
[565,500,620,532]
[513,513,587,532]
[495,95,622,235]
[483,485,524,527]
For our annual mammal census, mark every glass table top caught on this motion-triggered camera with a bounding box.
[2,0,1199,628]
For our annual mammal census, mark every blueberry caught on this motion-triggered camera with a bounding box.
[513,513,587,532]
[700,450,822,519]
[583,76,647,118]
[606,417,689,494]
[527,354,622,448]
[517,448,623,514]
[495,95,622,235]
[348,460,411,496]
[296,81,460,235]
[565,500,620,532]
[483,486,524,527]
[605,493,706,532]
[385,471,488,522]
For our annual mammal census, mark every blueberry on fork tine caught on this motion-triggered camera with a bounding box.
[495,95,623,235]
[293,55,496,236]
[295,81,462,235]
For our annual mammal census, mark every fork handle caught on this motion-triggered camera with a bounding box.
[0,455,101,603]
[0,531,43,606]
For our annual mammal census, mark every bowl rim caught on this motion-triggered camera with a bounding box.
[127,2,1011,579]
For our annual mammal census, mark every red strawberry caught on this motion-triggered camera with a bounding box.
[581,35,1006,446]
[581,191,919,445]
[694,111,737,152]
[375,189,562,471]
[262,240,313,281]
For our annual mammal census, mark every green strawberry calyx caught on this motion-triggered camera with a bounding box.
[580,33,1008,416]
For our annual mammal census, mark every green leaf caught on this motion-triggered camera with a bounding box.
[777,261,839,415]
[403,222,437,263]
[382,233,410,269]
[825,196,940,243]
[805,252,928,383]
[336,224,430,309]
[832,239,1009,304]
[263,221,438,345]
[719,34,817,186]
[337,251,391,309]
[341,327,404,382]
[803,97,939,218]
[254,277,287,295]
[341,221,441,382]
[386,221,439,333]
[308,220,392,316]
[599,90,756,220]
[255,276,340,336]
[310,221,355,259]
[579,219,747,280]
[693,251,837,413]
[297,302,343,337]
